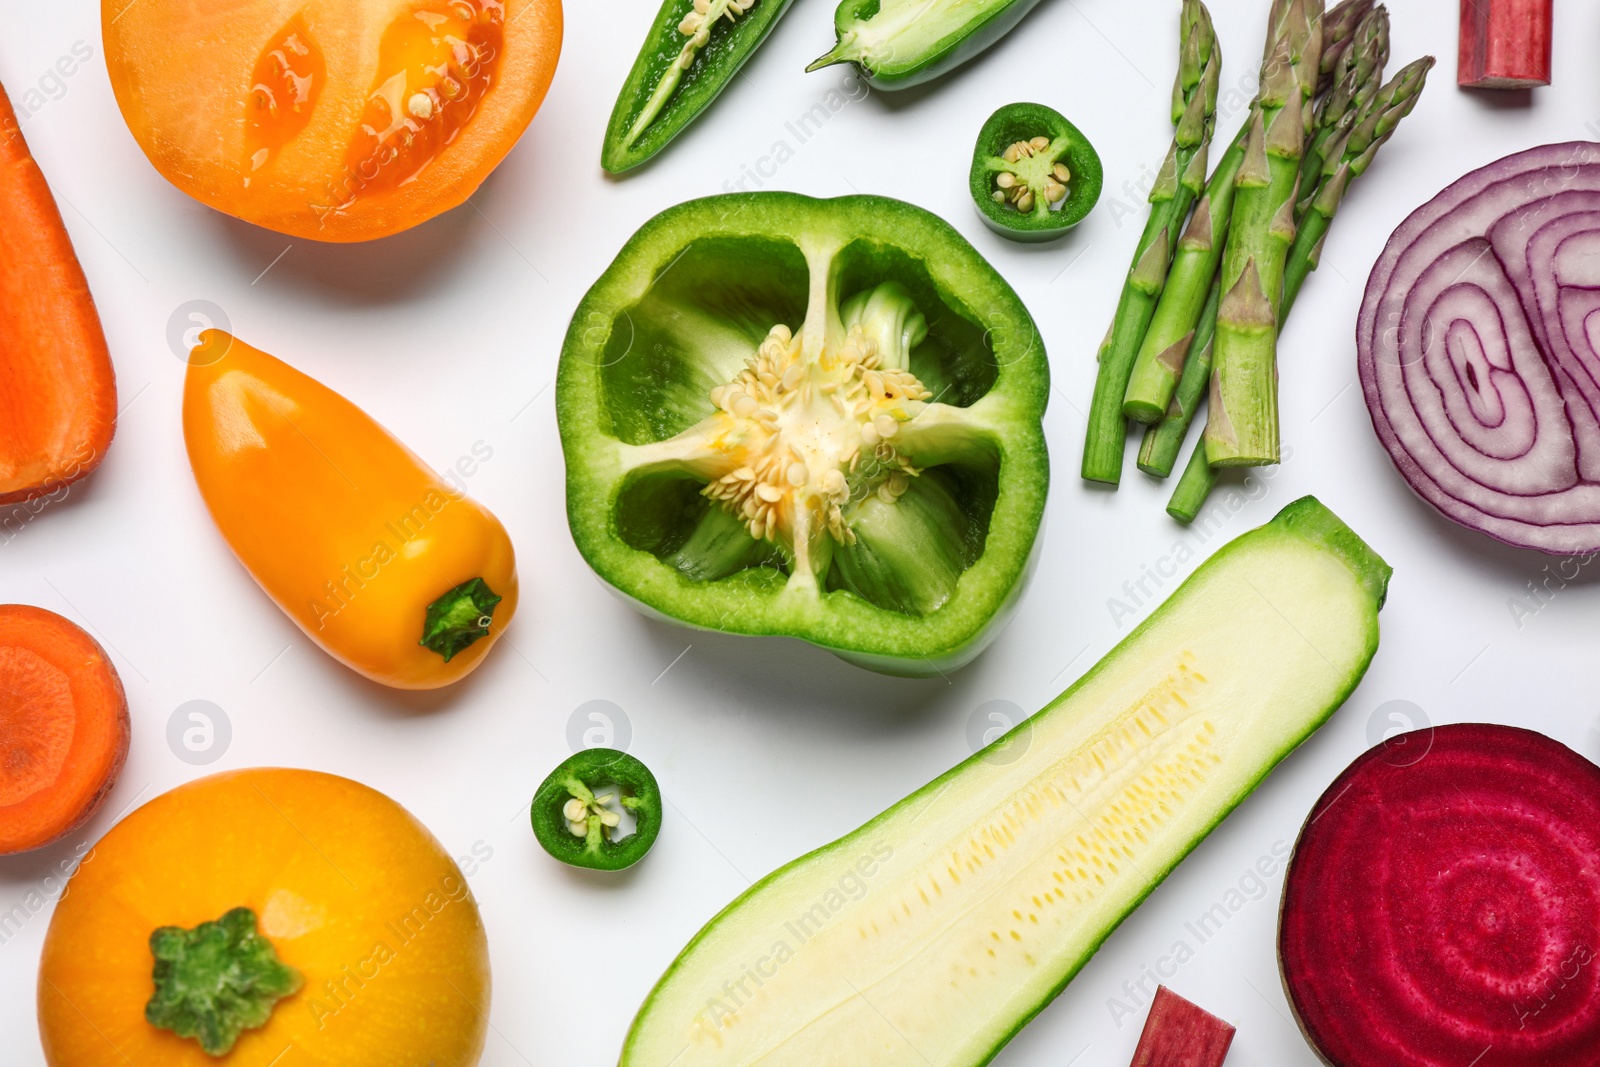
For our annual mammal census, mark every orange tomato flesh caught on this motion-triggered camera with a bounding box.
[340,1,505,202]
[244,17,325,175]
[103,0,562,241]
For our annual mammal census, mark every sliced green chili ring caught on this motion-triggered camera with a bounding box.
[807,0,1047,90]
[969,103,1102,243]
[604,0,798,174]
[532,748,662,872]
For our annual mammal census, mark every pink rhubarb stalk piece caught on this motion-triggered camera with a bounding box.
[1458,0,1552,88]
[1129,986,1236,1067]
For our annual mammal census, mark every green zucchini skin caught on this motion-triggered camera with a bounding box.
[603,0,797,174]
[619,497,1390,1065]
[556,192,1050,676]
[814,0,1048,90]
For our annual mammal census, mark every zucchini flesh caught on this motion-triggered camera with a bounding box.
[621,497,1389,1066]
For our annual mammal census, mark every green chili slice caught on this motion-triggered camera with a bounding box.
[969,102,1102,242]
[532,748,662,871]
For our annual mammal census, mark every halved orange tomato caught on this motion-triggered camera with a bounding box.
[104,0,562,241]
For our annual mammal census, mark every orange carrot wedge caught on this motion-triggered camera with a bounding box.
[0,605,129,854]
[0,82,116,506]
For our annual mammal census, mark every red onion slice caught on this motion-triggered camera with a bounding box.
[1281,724,1600,1067]
[1359,142,1600,552]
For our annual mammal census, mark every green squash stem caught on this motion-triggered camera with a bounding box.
[145,907,303,1056]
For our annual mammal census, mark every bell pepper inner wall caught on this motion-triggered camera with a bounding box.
[558,194,1049,675]
[601,235,1007,605]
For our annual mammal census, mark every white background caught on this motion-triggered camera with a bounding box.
[4,0,1600,1063]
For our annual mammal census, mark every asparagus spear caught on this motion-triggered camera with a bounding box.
[1205,0,1324,469]
[1316,0,1376,94]
[1121,0,1371,428]
[1138,276,1220,476]
[1298,6,1389,220]
[1121,127,1245,426]
[1080,0,1220,485]
[1283,55,1435,313]
[1168,430,1221,523]
[1171,56,1434,523]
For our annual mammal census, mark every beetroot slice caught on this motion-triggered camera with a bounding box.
[1130,986,1235,1067]
[1280,724,1600,1067]
[1356,141,1600,554]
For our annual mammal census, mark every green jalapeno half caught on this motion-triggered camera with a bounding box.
[807,0,1047,90]
[604,0,797,174]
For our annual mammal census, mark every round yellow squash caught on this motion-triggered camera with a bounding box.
[37,767,490,1065]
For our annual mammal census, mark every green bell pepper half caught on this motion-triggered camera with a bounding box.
[603,0,797,174]
[807,0,1047,90]
[556,192,1050,677]
[532,748,663,872]
[969,102,1102,242]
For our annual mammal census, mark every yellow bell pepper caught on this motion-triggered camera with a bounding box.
[183,331,518,689]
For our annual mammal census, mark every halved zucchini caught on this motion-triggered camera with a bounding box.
[621,497,1390,1065]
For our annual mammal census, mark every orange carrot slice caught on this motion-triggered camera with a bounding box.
[0,82,116,505]
[0,605,129,854]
